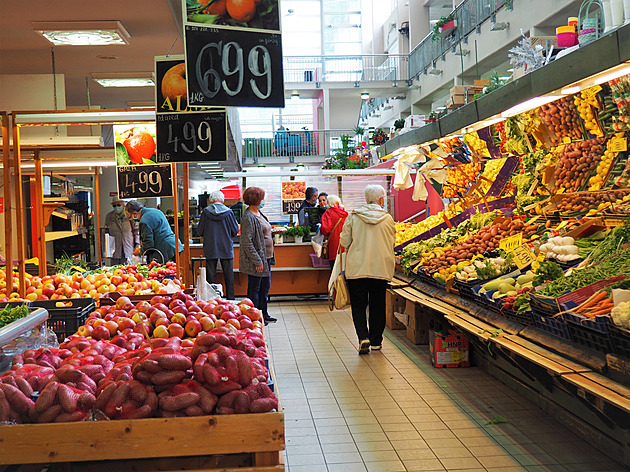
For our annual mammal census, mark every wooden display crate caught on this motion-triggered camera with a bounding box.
[0,412,285,471]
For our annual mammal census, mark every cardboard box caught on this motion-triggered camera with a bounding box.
[386,289,406,330]
[407,325,428,344]
[474,80,490,87]
[430,330,470,367]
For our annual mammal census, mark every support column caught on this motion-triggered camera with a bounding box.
[2,114,11,281]
[11,121,26,298]
[34,151,46,278]
[408,2,430,51]
[94,167,102,266]
[172,163,180,280]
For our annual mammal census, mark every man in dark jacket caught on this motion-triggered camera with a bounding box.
[197,190,239,299]
[297,186,318,227]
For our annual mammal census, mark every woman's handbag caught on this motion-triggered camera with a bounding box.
[321,218,342,260]
[328,248,350,311]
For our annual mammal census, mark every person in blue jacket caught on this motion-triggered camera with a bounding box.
[126,200,182,263]
[197,190,239,299]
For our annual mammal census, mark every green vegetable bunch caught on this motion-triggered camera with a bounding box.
[285,225,310,237]
[0,305,30,329]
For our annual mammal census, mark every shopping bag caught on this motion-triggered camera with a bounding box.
[196,267,221,300]
[311,230,325,258]
[328,251,350,311]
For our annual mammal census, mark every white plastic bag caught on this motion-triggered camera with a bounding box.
[196,267,221,301]
[311,230,325,258]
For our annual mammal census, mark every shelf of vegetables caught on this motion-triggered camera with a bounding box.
[386,59,630,465]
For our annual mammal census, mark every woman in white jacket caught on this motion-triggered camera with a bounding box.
[339,185,396,354]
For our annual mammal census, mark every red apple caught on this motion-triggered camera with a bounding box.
[168,323,185,338]
[104,313,115,322]
[131,312,147,324]
[240,297,255,307]
[104,320,119,336]
[150,309,167,325]
[213,305,226,317]
[171,313,187,326]
[226,318,241,330]
[116,296,133,311]
[169,299,185,310]
[185,319,202,337]
[77,325,93,337]
[155,317,170,328]
[92,325,111,340]
[117,317,136,331]
[214,319,226,329]
[136,301,151,313]
[154,303,169,313]
[238,316,254,330]
[221,310,236,322]
[247,308,263,322]
[172,305,188,316]
[153,325,169,338]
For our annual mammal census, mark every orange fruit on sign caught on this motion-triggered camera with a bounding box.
[226,0,255,22]
[206,0,227,15]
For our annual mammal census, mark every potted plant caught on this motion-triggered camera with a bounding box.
[271,225,287,244]
[286,225,310,243]
[432,13,456,42]
[394,119,405,135]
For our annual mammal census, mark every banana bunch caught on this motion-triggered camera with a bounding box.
[479,157,507,193]
[588,148,618,191]
[575,89,603,137]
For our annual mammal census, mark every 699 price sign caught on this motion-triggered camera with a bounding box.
[184,25,285,108]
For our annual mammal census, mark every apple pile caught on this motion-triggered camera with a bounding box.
[0,264,182,302]
[77,293,264,343]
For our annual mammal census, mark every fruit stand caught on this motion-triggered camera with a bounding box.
[378,27,630,466]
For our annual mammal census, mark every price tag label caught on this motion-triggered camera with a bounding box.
[582,85,602,100]
[608,137,628,153]
[499,232,523,253]
[563,136,572,144]
[282,200,302,215]
[184,26,285,108]
[451,351,464,363]
[555,220,570,230]
[117,164,173,199]
[513,244,537,270]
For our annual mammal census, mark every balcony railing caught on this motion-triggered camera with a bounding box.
[283,54,410,84]
[241,129,360,164]
[409,0,511,79]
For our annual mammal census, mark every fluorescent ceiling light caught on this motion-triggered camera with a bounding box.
[92,72,154,88]
[32,21,130,46]
[126,101,155,109]
[21,159,117,169]
[559,62,630,95]
[501,95,561,118]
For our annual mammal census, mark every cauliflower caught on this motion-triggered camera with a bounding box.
[611,302,630,329]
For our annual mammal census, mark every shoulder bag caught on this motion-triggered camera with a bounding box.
[321,217,342,260]
[328,246,350,311]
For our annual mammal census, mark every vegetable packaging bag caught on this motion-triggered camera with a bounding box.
[328,249,350,311]
[196,267,221,301]
[311,229,325,258]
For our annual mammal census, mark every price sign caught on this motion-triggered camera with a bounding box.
[184,25,285,108]
[563,136,572,144]
[156,111,226,163]
[608,137,628,153]
[117,164,173,199]
[282,200,302,215]
[582,85,602,100]
[499,232,523,253]
[513,244,537,270]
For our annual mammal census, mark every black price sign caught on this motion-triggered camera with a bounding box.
[117,164,173,199]
[156,111,227,163]
[282,200,302,215]
[184,25,285,108]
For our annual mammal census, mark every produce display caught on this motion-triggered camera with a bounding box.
[0,295,278,424]
[538,95,583,142]
[552,137,606,193]
[0,305,29,329]
[554,190,630,214]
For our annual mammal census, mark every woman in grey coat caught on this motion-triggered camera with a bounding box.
[239,187,276,324]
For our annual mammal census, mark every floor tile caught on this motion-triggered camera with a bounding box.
[364,459,407,472]
[401,458,446,471]
[325,451,364,464]
[360,449,402,463]
[327,463,368,472]
[287,453,326,466]
[356,441,395,452]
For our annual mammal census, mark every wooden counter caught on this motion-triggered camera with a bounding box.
[190,243,330,296]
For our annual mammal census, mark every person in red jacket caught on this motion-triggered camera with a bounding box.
[320,195,348,268]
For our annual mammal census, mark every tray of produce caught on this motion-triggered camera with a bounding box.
[538,95,584,144]
[551,137,607,193]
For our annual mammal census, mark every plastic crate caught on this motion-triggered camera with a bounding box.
[500,307,534,326]
[608,322,630,359]
[529,292,562,316]
[309,254,330,268]
[0,301,28,310]
[531,311,572,341]
[563,312,613,353]
[29,298,96,342]
[453,279,478,302]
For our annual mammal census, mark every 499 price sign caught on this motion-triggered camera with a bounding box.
[184,25,285,109]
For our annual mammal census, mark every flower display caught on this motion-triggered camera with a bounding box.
[372,129,389,146]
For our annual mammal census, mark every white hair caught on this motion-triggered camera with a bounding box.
[327,195,342,207]
[210,190,225,203]
[364,185,386,204]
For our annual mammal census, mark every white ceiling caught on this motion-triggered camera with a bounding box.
[0,0,183,110]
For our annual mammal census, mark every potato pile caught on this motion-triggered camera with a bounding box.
[422,219,538,274]
[555,190,630,213]
[552,137,606,192]
[538,96,583,143]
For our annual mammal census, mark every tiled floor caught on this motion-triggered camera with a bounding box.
[265,299,626,472]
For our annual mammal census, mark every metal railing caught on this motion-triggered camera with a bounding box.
[241,129,359,163]
[283,54,410,84]
[409,0,511,78]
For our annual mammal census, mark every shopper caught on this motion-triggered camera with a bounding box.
[104,197,139,265]
[339,185,395,354]
[197,190,239,300]
[297,186,318,226]
[317,192,328,209]
[320,195,348,268]
[126,200,183,263]
[239,187,277,324]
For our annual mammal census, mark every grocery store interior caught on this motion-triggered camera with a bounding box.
[2,0,630,471]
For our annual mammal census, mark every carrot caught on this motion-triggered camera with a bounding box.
[582,307,612,318]
[574,291,609,313]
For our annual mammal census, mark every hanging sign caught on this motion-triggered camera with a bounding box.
[182,0,284,109]
[117,164,173,199]
[281,180,306,215]
[155,55,227,163]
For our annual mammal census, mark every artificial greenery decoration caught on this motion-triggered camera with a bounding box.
[394,119,405,130]
[473,70,509,100]
[432,13,455,42]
